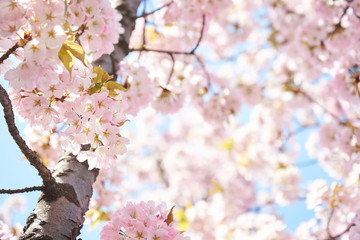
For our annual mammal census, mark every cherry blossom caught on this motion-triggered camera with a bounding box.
[3,0,360,239]
[100,201,189,240]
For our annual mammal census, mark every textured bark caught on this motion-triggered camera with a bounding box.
[20,153,98,240]
[19,1,141,239]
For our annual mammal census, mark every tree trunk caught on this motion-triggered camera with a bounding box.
[20,1,141,239]
[20,153,98,240]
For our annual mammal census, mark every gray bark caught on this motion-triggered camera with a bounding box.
[20,1,141,239]
[20,153,98,240]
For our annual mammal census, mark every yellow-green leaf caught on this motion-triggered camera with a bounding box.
[88,84,102,95]
[92,66,113,84]
[58,45,74,72]
[103,81,127,97]
[62,40,86,66]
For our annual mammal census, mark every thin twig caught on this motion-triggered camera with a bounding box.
[0,43,19,65]
[75,24,86,44]
[130,12,210,86]
[131,47,212,86]
[0,85,55,188]
[300,90,343,123]
[325,6,350,40]
[166,53,175,85]
[194,55,211,87]
[142,0,147,47]
[110,54,117,77]
[190,14,206,54]
[131,47,193,55]
[331,223,355,239]
[280,122,320,151]
[327,208,335,239]
[0,186,44,194]
[137,1,173,18]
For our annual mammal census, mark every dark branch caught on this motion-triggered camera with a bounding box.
[131,47,211,86]
[0,43,19,65]
[326,6,350,39]
[331,223,355,239]
[75,24,86,44]
[166,53,175,85]
[141,0,147,48]
[130,14,210,85]
[0,186,44,194]
[194,54,211,87]
[190,14,206,54]
[0,84,55,188]
[131,47,193,55]
[137,1,173,18]
[131,14,206,56]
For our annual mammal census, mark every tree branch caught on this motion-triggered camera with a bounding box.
[0,84,55,188]
[331,223,355,239]
[0,43,19,65]
[137,1,173,18]
[190,14,206,54]
[166,53,175,85]
[0,186,44,194]
[130,14,210,86]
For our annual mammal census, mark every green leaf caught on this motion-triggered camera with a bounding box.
[58,45,74,73]
[103,81,127,97]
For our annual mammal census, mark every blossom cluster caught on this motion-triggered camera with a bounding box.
[118,60,156,116]
[15,59,130,169]
[0,220,16,240]
[1,0,130,169]
[95,0,360,239]
[0,195,25,239]
[100,201,190,240]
